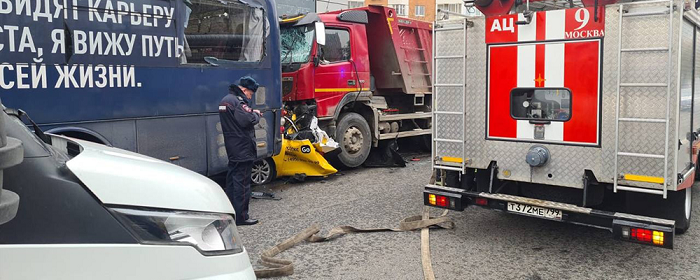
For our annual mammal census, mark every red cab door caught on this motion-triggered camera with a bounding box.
[314,27,356,117]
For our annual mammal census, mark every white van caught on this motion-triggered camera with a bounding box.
[0,107,256,280]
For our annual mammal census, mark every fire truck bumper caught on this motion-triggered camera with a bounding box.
[424,184,676,249]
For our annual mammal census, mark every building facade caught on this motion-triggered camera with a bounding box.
[361,0,435,21]
[313,0,481,22]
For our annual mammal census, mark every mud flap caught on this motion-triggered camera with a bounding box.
[363,139,406,168]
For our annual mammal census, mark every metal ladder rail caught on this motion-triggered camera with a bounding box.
[461,18,467,173]
[432,19,468,172]
[613,0,675,198]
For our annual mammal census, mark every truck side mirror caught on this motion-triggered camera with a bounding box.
[315,22,326,46]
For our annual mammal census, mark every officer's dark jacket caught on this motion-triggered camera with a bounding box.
[219,86,261,162]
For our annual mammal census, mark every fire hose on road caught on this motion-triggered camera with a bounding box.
[253,207,453,279]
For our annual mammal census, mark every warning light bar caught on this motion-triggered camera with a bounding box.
[613,220,673,249]
[424,192,463,210]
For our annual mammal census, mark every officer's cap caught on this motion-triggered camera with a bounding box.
[233,76,259,93]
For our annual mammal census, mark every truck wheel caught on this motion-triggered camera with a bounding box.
[334,113,371,168]
[251,158,276,185]
[672,186,692,234]
[626,187,692,234]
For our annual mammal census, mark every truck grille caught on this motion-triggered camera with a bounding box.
[282,77,293,96]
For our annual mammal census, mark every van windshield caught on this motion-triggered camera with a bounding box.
[280,25,315,64]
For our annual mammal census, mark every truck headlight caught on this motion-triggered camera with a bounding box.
[111,207,244,255]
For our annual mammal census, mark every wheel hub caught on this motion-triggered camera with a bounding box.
[252,161,270,184]
[343,126,363,154]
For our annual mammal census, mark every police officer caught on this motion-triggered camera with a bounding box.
[219,76,262,226]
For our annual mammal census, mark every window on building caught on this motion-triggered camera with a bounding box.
[319,29,351,64]
[182,0,267,64]
[415,5,425,16]
[437,3,462,14]
[510,88,572,121]
[390,4,407,16]
[464,6,483,16]
[348,1,364,8]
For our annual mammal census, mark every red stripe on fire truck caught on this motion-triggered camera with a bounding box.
[487,46,518,138]
[563,41,601,144]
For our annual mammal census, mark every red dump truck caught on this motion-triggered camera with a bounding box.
[279,6,433,168]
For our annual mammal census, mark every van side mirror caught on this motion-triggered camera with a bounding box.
[315,22,326,46]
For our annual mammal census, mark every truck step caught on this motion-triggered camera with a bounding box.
[616,185,665,194]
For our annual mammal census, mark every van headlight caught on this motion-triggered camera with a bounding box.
[111,207,243,255]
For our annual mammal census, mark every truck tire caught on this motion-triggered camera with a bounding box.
[672,186,692,234]
[333,113,371,168]
[626,187,692,234]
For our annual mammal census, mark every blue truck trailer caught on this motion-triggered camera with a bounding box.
[0,0,283,176]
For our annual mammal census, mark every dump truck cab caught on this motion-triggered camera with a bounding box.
[281,11,370,116]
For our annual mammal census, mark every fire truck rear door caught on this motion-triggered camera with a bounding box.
[485,8,604,146]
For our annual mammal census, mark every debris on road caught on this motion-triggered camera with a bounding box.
[251,192,281,200]
[253,209,454,279]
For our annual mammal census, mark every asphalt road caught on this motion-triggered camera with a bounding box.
[237,155,700,280]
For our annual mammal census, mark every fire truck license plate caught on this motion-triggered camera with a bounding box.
[507,202,562,220]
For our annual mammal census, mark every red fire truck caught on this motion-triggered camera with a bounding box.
[278,6,433,168]
[425,0,700,248]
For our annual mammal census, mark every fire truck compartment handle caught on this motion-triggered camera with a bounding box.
[528,120,551,125]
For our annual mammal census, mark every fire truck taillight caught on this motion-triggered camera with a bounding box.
[625,228,664,246]
[428,194,449,207]
[614,220,673,248]
[475,198,488,206]
[425,193,461,210]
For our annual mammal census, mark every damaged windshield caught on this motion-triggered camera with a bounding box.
[180,0,268,64]
[281,25,315,64]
